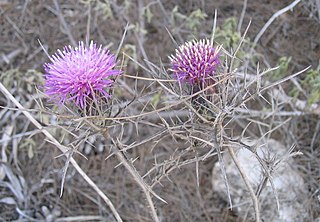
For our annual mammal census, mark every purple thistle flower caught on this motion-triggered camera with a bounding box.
[43,41,122,108]
[169,39,220,85]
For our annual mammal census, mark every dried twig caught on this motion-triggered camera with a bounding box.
[52,0,77,46]
[237,0,248,33]
[235,69,320,116]
[253,0,302,46]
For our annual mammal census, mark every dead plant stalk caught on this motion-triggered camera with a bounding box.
[102,130,164,222]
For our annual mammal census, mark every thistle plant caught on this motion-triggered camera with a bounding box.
[169,39,221,118]
[44,41,121,111]
[41,38,165,222]
[169,39,220,86]
[165,32,288,222]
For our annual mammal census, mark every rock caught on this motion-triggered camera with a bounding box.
[211,139,308,222]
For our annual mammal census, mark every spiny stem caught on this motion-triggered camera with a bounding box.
[103,130,165,222]
[228,146,260,222]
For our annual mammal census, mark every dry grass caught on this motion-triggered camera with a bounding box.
[0,0,319,221]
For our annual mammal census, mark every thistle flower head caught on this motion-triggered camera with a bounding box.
[169,39,220,84]
[43,41,121,108]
